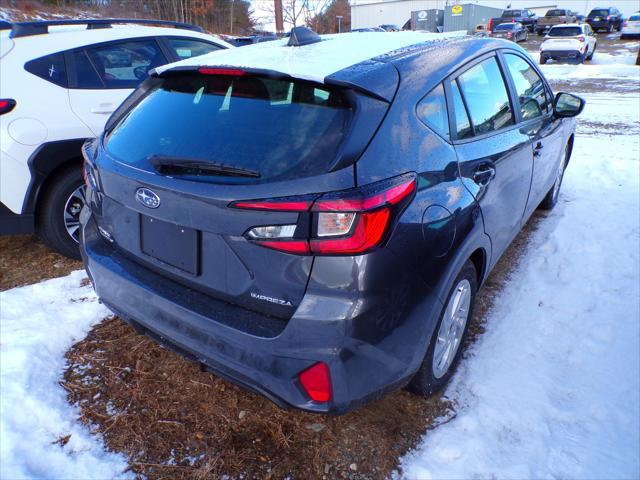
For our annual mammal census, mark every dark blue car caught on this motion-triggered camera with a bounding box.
[80,29,584,413]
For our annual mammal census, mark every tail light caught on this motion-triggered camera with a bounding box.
[231,173,417,255]
[487,19,493,30]
[607,16,611,20]
[578,35,586,42]
[198,67,246,76]
[507,32,513,37]
[0,99,16,115]
[298,362,331,402]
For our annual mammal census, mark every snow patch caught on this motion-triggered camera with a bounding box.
[0,271,131,479]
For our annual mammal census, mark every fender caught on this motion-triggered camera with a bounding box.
[22,138,88,214]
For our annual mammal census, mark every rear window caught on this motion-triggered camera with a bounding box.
[502,11,521,17]
[588,9,609,17]
[546,9,567,16]
[629,14,640,21]
[495,24,515,30]
[548,27,582,36]
[105,74,352,182]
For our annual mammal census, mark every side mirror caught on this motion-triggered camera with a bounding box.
[554,92,585,118]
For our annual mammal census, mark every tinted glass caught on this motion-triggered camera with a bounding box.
[451,80,472,139]
[548,26,582,36]
[82,39,165,89]
[24,52,67,87]
[166,38,222,59]
[629,14,640,21]
[504,54,548,120]
[457,58,513,135]
[588,9,609,17]
[502,10,521,17]
[546,9,566,16]
[495,23,515,30]
[72,50,104,88]
[417,83,449,139]
[105,75,352,183]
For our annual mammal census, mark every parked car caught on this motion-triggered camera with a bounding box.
[81,28,584,414]
[352,27,386,32]
[574,13,586,23]
[540,23,597,64]
[537,9,577,35]
[489,9,537,32]
[491,22,529,42]
[586,7,624,32]
[621,11,640,38]
[0,19,231,258]
[379,24,401,32]
[230,35,277,47]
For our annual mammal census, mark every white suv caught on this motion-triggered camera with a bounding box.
[539,23,597,64]
[0,19,231,258]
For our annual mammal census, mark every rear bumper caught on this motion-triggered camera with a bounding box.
[586,20,612,29]
[81,213,441,413]
[541,49,584,61]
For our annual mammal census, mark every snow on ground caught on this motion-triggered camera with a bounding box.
[0,271,131,479]
[398,80,640,477]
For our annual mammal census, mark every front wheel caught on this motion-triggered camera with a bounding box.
[37,166,85,260]
[407,261,477,396]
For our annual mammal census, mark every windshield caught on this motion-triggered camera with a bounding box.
[588,9,609,17]
[105,74,352,183]
[502,10,521,17]
[546,9,566,16]
[548,26,581,36]
[495,23,515,30]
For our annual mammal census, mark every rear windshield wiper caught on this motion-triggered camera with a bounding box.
[149,155,260,178]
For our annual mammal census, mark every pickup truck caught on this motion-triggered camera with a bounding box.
[537,9,577,35]
[489,9,537,32]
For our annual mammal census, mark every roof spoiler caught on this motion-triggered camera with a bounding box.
[5,18,203,38]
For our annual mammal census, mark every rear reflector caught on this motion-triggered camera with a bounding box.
[232,199,312,212]
[0,99,16,115]
[198,67,246,76]
[298,362,332,402]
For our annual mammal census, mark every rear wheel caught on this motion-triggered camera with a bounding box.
[407,261,477,396]
[540,55,547,64]
[587,43,596,60]
[539,144,569,210]
[37,166,85,260]
[607,23,614,33]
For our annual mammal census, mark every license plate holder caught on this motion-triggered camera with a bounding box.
[140,215,199,274]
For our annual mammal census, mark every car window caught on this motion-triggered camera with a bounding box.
[588,9,609,17]
[24,52,67,87]
[72,49,104,88]
[456,57,514,136]
[450,80,472,139]
[104,75,353,183]
[495,24,515,30]
[503,54,549,121]
[417,83,449,139]
[630,14,640,21]
[548,26,582,36]
[546,9,566,16]
[166,38,222,59]
[80,39,166,89]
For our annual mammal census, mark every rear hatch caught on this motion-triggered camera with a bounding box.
[543,26,583,50]
[92,69,388,320]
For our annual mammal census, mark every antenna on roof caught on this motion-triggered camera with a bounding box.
[287,26,321,46]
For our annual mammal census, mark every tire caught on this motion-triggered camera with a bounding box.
[37,165,85,260]
[539,143,569,210]
[524,31,529,41]
[536,29,544,36]
[587,43,596,60]
[540,55,547,64]
[607,24,614,33]
[407,261,478,396]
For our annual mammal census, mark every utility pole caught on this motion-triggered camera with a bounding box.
[274,0,284,36]
[230,0,235,34]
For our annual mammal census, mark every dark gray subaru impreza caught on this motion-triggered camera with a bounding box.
[80,28,584,413]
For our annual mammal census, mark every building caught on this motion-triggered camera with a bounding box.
[350,0,640,30]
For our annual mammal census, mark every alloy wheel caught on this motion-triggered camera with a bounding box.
[432,278,472,379]
[63,185,86,244]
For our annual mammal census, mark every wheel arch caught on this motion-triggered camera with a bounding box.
[23,138,88,216]
[565,134,575,167]
[469,247,488,286]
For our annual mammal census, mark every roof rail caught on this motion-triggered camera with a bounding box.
[6,18,204,38]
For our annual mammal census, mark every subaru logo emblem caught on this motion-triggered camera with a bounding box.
[135,187,160,209]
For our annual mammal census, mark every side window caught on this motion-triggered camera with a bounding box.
[417,83,449,140]
[78,39,166,89]
[166,38,222,60]
[72,50,104,89]
[457,57,514,135]
[450,80,473,139]
[503,53,549,120]
[24,52,67,87]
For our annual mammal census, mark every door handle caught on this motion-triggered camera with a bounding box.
[473,165,496,185]
[90,103,116,114]
[534,142,544,157]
